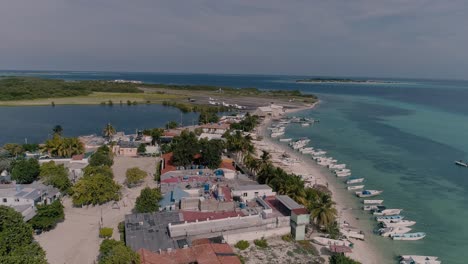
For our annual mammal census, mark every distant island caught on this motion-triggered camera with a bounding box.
[296,78,396,84]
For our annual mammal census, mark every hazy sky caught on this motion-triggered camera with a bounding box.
[1,0,467,79]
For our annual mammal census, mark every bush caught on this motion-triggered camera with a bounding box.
[125,167,146,186]
[253,237,268,249]
[281,234,293,242]
[118,221,125,241]
[234,240,250,250]
[329,254,361,264]
[99,227,113,239]
[29,200,64,231]
[154,161,161,181]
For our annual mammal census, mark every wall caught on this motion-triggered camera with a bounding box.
[232,189,276,201]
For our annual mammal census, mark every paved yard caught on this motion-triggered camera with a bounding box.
[36,156,158,264]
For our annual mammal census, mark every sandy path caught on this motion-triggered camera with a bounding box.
[253,109,381,264]
[36,156,157,264]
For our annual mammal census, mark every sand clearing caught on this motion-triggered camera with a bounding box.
[35,156,157,264]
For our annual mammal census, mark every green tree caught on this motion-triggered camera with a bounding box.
[143,128,164,145]
[83,165,114,178]
[125,167,146,186]
[135,187,162,213]
[3,143,24,157]
[199,138,224,169]
[89,146,114,167]
[22,143,39,152]
[42,135,84,158]
[166,121,179,129]
[198,110,219,124]
[0,206,47,264]
[52,125,63,136]
[137,143,146,154]
[29,200,65,231]
[99,239,139,264]
[11,158,40,184]
[172,130,199,166]
[72,174,121,206]
[329,254,361,264]
[103,123,116,140]
[308,192,337,227]
[39,161,72,192]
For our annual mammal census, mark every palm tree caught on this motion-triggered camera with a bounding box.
[42,136,84,157]
[308,192,337,228]
[52,125,63,136]
[103,123,116,140]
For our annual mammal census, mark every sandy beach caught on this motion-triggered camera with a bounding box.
[252,104,381,264]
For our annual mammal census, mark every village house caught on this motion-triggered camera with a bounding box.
[112,141,139,157]
[200,123,230,135]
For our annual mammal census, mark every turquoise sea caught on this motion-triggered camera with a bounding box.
[1,71,468,263]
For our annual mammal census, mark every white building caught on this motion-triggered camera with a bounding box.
[254,104,285,117]
[232,184,276,201]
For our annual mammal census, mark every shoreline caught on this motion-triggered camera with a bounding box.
[252,103,382,264]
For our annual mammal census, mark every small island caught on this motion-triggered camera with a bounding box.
[296,78,395,84]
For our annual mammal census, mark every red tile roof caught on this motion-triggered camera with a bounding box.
[161,152,176,175]
[220,159,235,171]
[220,186,233,202]
[291,208,309,215]
[181,210,243,223]
[138,244,241,264]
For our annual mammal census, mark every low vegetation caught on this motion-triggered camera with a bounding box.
[0,77,141,101]
[234,240,250,250]
[135,187,162,213]
[98,239,139,264]
[29,200,65,231]
[99,227,113,239]
[125,167,146,186]
[253,237,268,249]
[0,206,47,263]
[329,253,361,264]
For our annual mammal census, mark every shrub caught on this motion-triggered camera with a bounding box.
[253,237,268,249]
[125,167,146,186]
[329,254,361,264]
[234,240,250,250]
[281,234,293,242]
[29,200,64,231]
[99,239,139,264]
[99,227,113,239]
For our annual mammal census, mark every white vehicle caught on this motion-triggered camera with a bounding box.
[347,185,365,191]
[363,199,383,205]
[379,227,412,237]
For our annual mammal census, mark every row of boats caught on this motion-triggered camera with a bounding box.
[272,119,439,263]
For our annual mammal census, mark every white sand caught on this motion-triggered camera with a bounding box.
[252,106,381,264]
[35,156,157,264]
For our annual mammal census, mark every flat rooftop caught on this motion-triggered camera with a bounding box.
[125,212,183,252]
[234,184,272,191]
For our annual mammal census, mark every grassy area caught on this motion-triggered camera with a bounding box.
[0,92,184,106]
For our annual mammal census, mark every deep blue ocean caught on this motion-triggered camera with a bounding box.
[1,70,468,263]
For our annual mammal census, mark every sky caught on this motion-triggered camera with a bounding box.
[1,0,468,79]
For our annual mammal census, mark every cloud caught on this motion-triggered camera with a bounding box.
[0,0,467,79]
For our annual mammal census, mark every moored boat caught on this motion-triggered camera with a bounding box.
[363,205,383,211]
[399,255,440,264]
[347,185,364,190]
[363,199,383,204]
[381,219,416,228]
[373,208,402,216]
[392,232,426,241]
[379,226,412,237]
[312,237,353,247]
[346,178,364,184]
[356,190,383,198]
[454,160,468,167]
[376,215,404,222]
[279,138,292,142]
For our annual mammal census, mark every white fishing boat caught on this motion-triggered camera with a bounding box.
[376,215,404,222]
[336,171,351,177]
[301,122,311,127]
[312,150,327,156]
[392,232,426,241]
[290,138,310,150]
[346,178,364,184]
[329,163,346,170]
[356,190,383,198]
[454,160,468,167]
[279,138,292,142]
[373,208,403,216]
[299,147,314,154]
[335,168,350,174]
[399,255,441,264]
[381,220,416,228]
[363,199,384,205]
[340,229,365,240]
[347,185,364,191]
[363,205,383,211]
[271,132,285,138]
[379,227,412,237]
[312,237,352,247]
